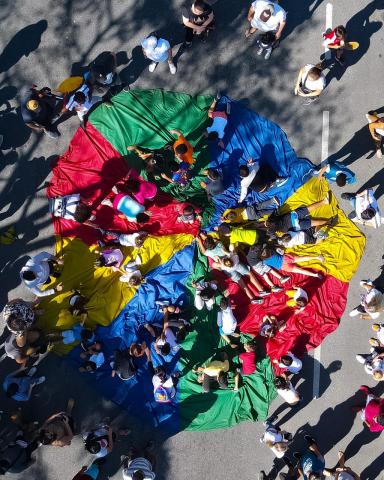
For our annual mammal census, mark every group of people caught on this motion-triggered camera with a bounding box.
[1,0,383,479]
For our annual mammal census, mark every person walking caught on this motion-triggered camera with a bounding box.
[141,35,176,74]
[294,64,326,104]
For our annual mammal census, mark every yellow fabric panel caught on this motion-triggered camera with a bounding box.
[281,177,365,283]
[37,234,193,352]
[56,76,83,94]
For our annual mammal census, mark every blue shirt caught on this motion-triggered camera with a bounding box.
[300,450,325,480]
[207,112,228,140]
[172,162,189,185]
[323,161,356,184]
[263,254,284,270]
[3,375,34,401]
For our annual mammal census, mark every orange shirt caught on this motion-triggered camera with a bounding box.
[173,134,194,165]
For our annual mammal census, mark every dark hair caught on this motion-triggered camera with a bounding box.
[239,165,249,178]
[220,298,229,310]
[280,233,292,244]
[308,474,322,480]
[132,472,145,480]
[7,316,27,332]
[136,212,150,224]
[308,67,322,80]
[200,286,216,301]
[81,329,94,341]
[160,342,171,356]
[203,236,217,250]
[218,370,228,388]
[296,297,308,308]
[85,438,101,454]
[280,355,293,366]
[376,414,384,426]
[218,224,231,236]
[361,208,375,220]
[129,275,142,286]
[183,205,194,215]
[6,383,19,398]
[130,343,142,357]
[207,131,219,141]
[335,25,346,37]
[154,365,167,382]
[94,255,107,267]
[38,429,57,445]
[83,361,97,371]
[336,173,347,187]
[68,293,88,316]
[175,144,188,155]
[261,246,274,260]
[170,161,179,173]
[274,375,288,390]
[244,341,256,352]
[74,203,92,223]
[207,169,219,180]
[260,31,276,45]
[176,326,187,342]
[193,0,206,11]
[223,257,234,268]
[125,179,140,194]
[21,270,36,281]
[74,91,86,104]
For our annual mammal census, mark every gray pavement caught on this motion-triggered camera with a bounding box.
[1,0,384,479]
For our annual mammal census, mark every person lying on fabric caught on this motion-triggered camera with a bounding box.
[79,342,105,373]
[144,321,181,361]
[94,247,124,270]
[197,232,230,261]
[221,197,280,224]
[177,205,202,224]
[99,230,149,248]
[246,244,290,293]
[217,223,258,251]
[285,286,309,312]
[49,193,97,226]
[259,244,324,279]
[20,251,64,297]
[192,279,224,311]
[159,304,191,343]
[216,298,240,348]
[265,195,338,236]
[259,314,286,338]
[152,365,178,403]
[200,168,224,198]
[316,161,356,187]
[277,227,328,248]
[102,188,152,224]
[341,189,384,229]
[273,352,302,376]
[45,307,93,347]
[212,253,265,304]
[130,340,152,364]
[111,349,136,381]
[205,93,230,149]
[349,280,384,320]
[161,161,190,186]
[170,129,195,165]
[127,144,173,179]
[119,256,145,286]
[3,365,45,401]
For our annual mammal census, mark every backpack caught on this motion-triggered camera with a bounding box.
[154,384,172,403]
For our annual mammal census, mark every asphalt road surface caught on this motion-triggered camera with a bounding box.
[1,1,384,479]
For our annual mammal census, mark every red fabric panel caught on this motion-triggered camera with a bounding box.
[47,123,200,245]
[211,267,348,373]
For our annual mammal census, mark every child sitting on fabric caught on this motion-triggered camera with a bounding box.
[79,342,105,373]
[259,314,286,338]
[68,291,89,323]
[197,232,230,260]
[112,192,151,223]
[222,197,280,224]
[170,129,195,165]
[127,144,173,179]
[152,365,178,403]
[238,341,257,376]
[285,286,309,311]
[217,298,240,348]
[177,205,202,224]
[200,168,225,197]
[273,352,302,375]
[192,352,232,393]
[46,316,94,347]
[205,93,230,149]
[119,256,144,286]
[94,248,124,270]
[161,161,190,186]
[192,279,223,311]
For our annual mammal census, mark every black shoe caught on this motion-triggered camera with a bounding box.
[293,451,301,460]
[341,192,355,200]
[304,434,316,445]
[282,456,293,468]
[328,215,338,227]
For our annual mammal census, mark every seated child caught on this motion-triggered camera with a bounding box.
[170,129,194,165]
[119,256,144,286]
[160,305,191,343]
[129,341,151,363]
[177,205,202,224]
[238,341,257,376]
[127,145,172,178]
[273,352,302,375]
[122,177,157,205]
[192,279,222,311]
[217,298,240,348]
[68,291,89,323]
[192,352,234,393]
[260,420,292,459]
[111,192,151,223]
[197,232,230,260]
[200,168,225,197]
[79,342,105,373]
[94,248,124,270]
[111,349,136,381]
[285,286,309,311]
[99,230,148,248]
[206,93,230,149]
[259,314,286,338]
[161,161,190,186]
[152,365,178,403]
[49,193,96,225]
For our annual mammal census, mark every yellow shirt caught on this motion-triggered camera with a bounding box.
[230,227,257,246]
[203,360,229,377]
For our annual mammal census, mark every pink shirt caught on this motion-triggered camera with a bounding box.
[365,398,384,432]
[133,180,157,204]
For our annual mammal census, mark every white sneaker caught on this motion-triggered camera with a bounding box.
[169,63,177,75]
[355,354,366,364]
[148,62,157,73]
[376,149,383,159]
[349,309,360,317]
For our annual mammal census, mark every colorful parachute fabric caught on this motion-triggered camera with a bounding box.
[41,89,365,432]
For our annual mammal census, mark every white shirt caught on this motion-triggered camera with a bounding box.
[141,37,170,63]
[217,306,237,335]
[375,127,384,136]
[277,382,300,404]
[362,288,384,319]
[157,328,180,354]
[282,231,307,248]
[20,251,55,297]
[261,427,286,458]
[300,64,326,92]
[279,352,302,374]
[152,375,176,399]
[354,189,382,228]
[376,325,384,344]
[239,162,260,202]
[66,84,95,120]
[91,427,109,458]
[251,0,287,32]
[220,254,240,273]
[118,232,141,247]
[292,287,308,303]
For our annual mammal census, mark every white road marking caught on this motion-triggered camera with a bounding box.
[325,3,333,60]
[321,110,330,164]
[313,345,322,398]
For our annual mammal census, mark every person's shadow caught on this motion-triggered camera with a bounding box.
[325,0,383,85]
[280,0,326,40]
[326,123,374,167]
[119,45,148,86]
[0,19,48,73]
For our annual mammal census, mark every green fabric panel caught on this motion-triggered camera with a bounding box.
[89,89,214,155]
[178,245,277,431]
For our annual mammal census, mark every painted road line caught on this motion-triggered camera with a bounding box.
[321,110,330,164]
[313,344,322,399]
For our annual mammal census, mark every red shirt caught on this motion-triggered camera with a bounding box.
[364,398,384,432]
[323,28,343,47]
[239,352,256,375]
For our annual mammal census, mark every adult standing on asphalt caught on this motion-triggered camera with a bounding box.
[294,64,326,103]
[141,35,176,74]
[182,0,215,47]
[358,386,384,432]
[245,0,287,47]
